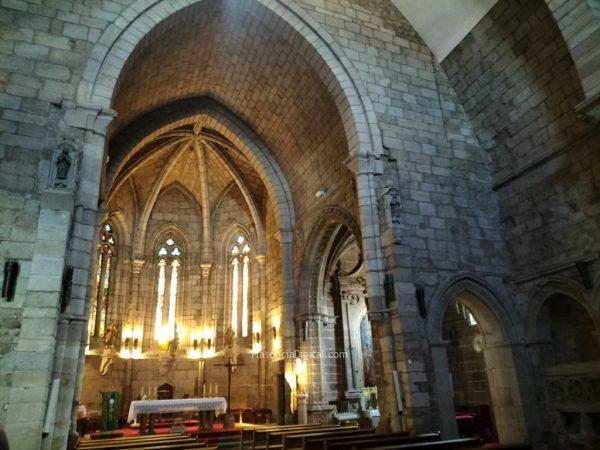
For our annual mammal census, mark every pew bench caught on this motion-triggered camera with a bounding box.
[282,427,373,450]
[325,432,439,450]
[365,437,480,450]
[77,435,203,450]
[263,426,352,450]
[250,425,327,450]
[134,445,215,450]
[241,423,324,449]
[78,433,189,447]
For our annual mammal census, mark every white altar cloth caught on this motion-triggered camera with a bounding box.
[127,397,227,423]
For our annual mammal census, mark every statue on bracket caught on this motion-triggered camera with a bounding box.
[223,326,239,371]
[49,141,79,190]
[99,323,119,376]
[379,187,403,244]
[168,325,180,356]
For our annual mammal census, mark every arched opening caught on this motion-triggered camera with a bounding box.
[442,299,497,442]
[532,292,600,448]
[430,282,529,445]
[536,293,597,366]
[297,212,378,424]
[73,0,376,434]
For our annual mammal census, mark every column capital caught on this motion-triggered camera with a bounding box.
[131,259,145,274]
[344,153,384,176]
[61,100,116,136]
[255,254,266,267]
[200,263,212,278]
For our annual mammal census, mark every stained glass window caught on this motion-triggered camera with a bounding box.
[154,238,182,341]
[231,235,251,337]
[88,223,115,340]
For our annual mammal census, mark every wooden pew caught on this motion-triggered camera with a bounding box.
[262,425,346,450]
[365,437,480,450]
[305,431,413,450]
[135,445,215,450]
[326,432,440,450]
[283,427,374,450]
[78,433,189,447]
[249,425,325,450]
[77,436,200,450]
[241,424,323,449]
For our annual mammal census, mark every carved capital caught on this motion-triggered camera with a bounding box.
[131,259,145,274]
[344,153,384,176]
[200,263,212,278]
[255,254,266,268]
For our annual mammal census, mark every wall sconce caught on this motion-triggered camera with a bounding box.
[272,315,281,351]
[2,259,20,301]
[121,324,143,359]
[190,328,214,359]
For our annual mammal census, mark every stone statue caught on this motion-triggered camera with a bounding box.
[223,326,238,371]
[389,191,401,224]
[168,325,180,356]
[54,148,72,188]
[224,326,235,350]
[103,323,117,349]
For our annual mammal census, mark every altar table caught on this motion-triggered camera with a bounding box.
[128,397,227,434]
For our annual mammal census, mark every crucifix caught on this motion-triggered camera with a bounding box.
[213,356,244,412]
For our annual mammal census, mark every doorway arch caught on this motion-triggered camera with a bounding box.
[527,279,600,448]
[427,276,530,445]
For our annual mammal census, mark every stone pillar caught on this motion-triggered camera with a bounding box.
[4,186,74,450]
[297,393,308,424]
[429,341,458,439]
[49,103,115,450]
[129,259,145,322]
[346,154,403,432]
[255,254,267,407]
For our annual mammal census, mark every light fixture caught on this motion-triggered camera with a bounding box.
[315,189,327,199]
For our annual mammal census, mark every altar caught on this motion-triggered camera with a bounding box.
[128,397,227,434]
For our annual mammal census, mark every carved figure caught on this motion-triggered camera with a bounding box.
[54,148,72,188]
[224,326,235,350]
[103,323,117,349]
[389,190,401,224]
[168,325,180,355]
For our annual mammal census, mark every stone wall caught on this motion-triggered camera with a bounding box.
[440,0,600,446]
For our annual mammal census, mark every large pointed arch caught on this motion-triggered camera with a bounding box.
[77,0,382,160]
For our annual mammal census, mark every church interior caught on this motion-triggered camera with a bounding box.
[0,0,599,449]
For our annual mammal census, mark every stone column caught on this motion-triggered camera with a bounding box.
[297,393,308,424]
[346,154,404,432]
[129,259,145,322]
[49,103,115,450]
[429,341,458,439]
[255,254,267,407]
[5,188,75,450]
